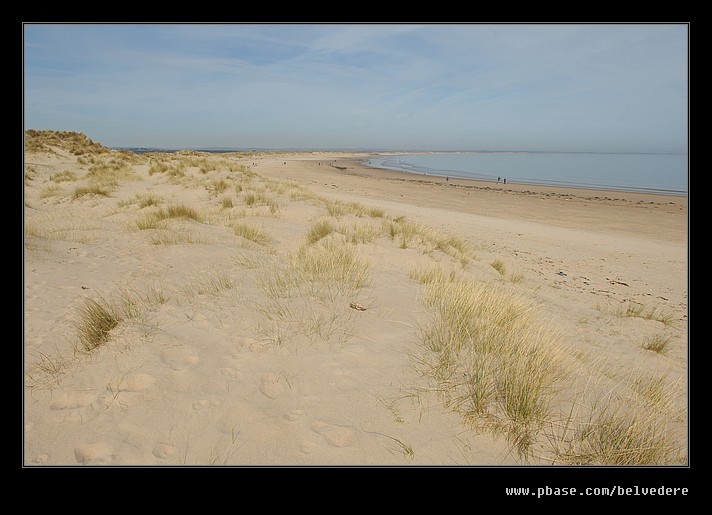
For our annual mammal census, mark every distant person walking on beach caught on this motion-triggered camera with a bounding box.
[503,178,507,184]
[497,176,500,184]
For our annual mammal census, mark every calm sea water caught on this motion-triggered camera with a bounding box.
[365,152,688,195]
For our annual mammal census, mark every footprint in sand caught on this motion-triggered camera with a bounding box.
[108,373,155,392]
[74,442,113,464]
[285,409,306,421]
[311,421,359,448]
[160,347,200,371]
[192,399,222,410]
[220,366,239,379]
[50,391,97,410]
[259,372,285,399]
[32,454,50,464]
[233,337,260,353]
[300,441,317,455]
[152,443,179,460]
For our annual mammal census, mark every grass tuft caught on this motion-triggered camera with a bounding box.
[163,204,202,221]
[181,267,235,297]
[233,222,273,246]
[50,170,78,183]
[490,259,506,275]
[305,219,336,244]
[415,265,571,459]
[256,239,371,344]
[641,333,673,354]
[73,185,111,198]
[75,296,121,351]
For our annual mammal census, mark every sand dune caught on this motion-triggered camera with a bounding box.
[23,131,687,467]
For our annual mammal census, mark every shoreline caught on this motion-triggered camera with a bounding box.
[331,155,687,205]
[243,150,687,204]
[358,155,687,199]
[120,148,687,198]
[361,151,688,197]
[250,152,687,245]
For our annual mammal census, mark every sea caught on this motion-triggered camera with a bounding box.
[364,152,688,196]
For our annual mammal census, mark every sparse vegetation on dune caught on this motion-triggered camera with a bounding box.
[255,238,371,344]
[118,193,163,209]
[413,267,569,457]
[383,216,474,266]
[50,170,79,183]
[25,129,110,155]
[133,203,203,230]
[305,218,381,245]
[410,262,686,464]
[180,267,235,298]
[74,295,122,352]
[641,332,674,354]
[597,300,676,327]
[324,199,386,219]
[38,184,65,200]
[233,222,273,246]
[25,211,103,243]
[24,132,686,465]
[162,203,203,221]
[73,184,112,198]
[545,369,686,465]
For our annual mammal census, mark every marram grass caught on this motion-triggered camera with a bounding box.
[413,265,686,463]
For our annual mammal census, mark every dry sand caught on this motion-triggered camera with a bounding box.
[23,135,688,468]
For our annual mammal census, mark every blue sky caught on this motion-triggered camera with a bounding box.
[23,23,688,153]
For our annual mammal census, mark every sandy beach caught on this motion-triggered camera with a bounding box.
[23,131,688,467]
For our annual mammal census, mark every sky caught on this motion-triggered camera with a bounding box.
[23,23,688,153]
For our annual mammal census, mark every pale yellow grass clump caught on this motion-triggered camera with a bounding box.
[118,193,163,209]
[255,239,371,344]
[79,155,139,192]
[233,222,273,246]
[490,259,525,283]
[207,178,232,196]
[148,159,186,178]
[26,283,168,391]
[305,218,382,246]
[38,184,65,200]
[73,184,112,198]
[546,369,686,465]
[385,217,474,266]
[74,296,121,351]
[413,265,573,459]
[73,286,157,352]
[598,300,676,327]
[180,267,235,298]
[324,199,386,219]
[259,239,370,306]
[50,170,79,183]
[134,203,203,230]
[25,212,103,243]
[241,188,279,214]
[413,263,686,464]
[641,333,674,354]
[149,228,206,246]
